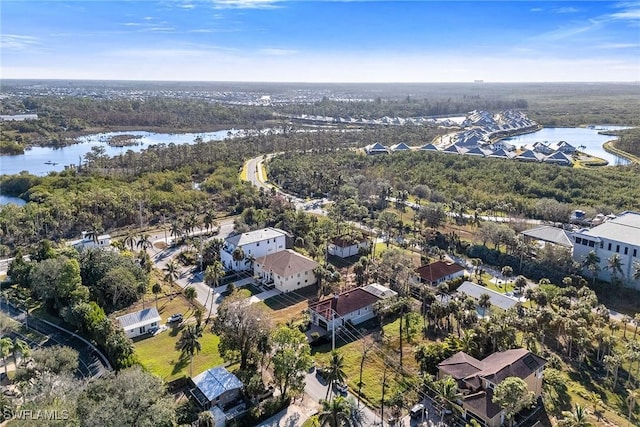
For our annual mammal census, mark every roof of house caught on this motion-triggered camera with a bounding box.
[331,236,367,248]
[255,249,318,278]
[543,151,573,165]
[415,261,465,282]
[516,150,544,161]
[390,142,411,151]
[192,367,243,402]
[225,227,287,248]
[309,285,393,319]
[576,211,640,247]
[439,348,546,420]
[361,283,398,299]
[443,144,467,154]
[457,281,520,311]
[365,142,389,153]
[420,143,440,151]
[488,148,515,159]
[521,225,573,248]
[117,308,161,330]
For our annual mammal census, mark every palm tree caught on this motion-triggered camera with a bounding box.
[164,260,180,285]
[479,293,491,318]
[205,260,224,316]
[434,375,461,421]
[11,338,29,368]
[232,247,245,271]
[184,286,198,310]
[136,233,152,251]
[170,221,183,244]
[623,315,633,340]
[152,283,162,311]
[627,388,640,425]
[0,337,12,376]
[560,403,592,427]
[633,261,640,281]
[582,251,601,285]
[501,266,513,291]
[196,411,215,427]
[203,212,216,234]
[178,323,202,376]
[244,253,256,274]
[606,253,624,284]
[325,350,347,399]
[122,231,136,251]
[318,396,352,427]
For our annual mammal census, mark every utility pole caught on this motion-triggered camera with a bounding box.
[138,200,144,229]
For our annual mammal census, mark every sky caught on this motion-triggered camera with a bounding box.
[1,0,639,82]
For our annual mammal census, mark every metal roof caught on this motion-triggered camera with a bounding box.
[577,211,640,247]
[457,281,520,311]
[225,227,287,248]
[192,367,243,402]
[521,225,573,248]
[117,308,161,330]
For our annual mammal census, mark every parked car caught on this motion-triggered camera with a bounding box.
[167,313,183,323]
[147,326,159,336]
[333,381,348,396]
[410,403,425,419]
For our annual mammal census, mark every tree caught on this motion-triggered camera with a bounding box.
[11,338,30,368]
[560,403,592,427]
[184,286,197,309]
[0,337,12,377]
[434,375,461,421]
[163,260,179,285]
[28,345,79,376]
[29,256,89,315]
[582,251,601,285]
[605,253,624,284]
[122,232,136,252]
[501,266,513,291]
[479,293,491,318]
[634,261,640,281]
[318,396,352,427]
[178,323,202,377]
[136,233,152,252]
[232,247,245,270]
[492,376,536,427]
[213,294,272,370]
[325,350,347,399]
[627,388,640,425]
[514,275,527,293]
[152,283,162,311]
[77,365,176,427]
[271,325,313,398]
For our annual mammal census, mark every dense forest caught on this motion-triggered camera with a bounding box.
[267,150,640,217]
[611,127,640,157]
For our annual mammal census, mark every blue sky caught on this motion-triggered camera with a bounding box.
[1,1,639,82]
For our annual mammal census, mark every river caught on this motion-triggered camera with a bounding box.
[502,126,631,165]
[0,129,237,177]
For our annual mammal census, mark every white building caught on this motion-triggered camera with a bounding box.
[308,284,397,331]
[117,307,161,338]
[220,227,288,272]
[69,231,111,251]
[327,236,370,259]
[572,211,640,288]
[254,249,319,293]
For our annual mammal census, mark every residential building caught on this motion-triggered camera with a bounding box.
[117,307,161,338]
[220,227,288,271]
[542,151,573,166]
[549,140,576,154]
[69,231,112,251]
[390,142,411,152]
[328,236,370,259]
[254,249,319,293]
[415,260,466,286]
[457,281,520,313]
[520,225,573,248]
[364,142,389,155]
[571,211,640,288]
[438,348,546,427]
[308,284,397,331]
[190,366,243,410]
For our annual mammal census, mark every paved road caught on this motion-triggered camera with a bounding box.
[0,301,110,378]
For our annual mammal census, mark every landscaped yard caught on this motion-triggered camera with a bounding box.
[135,325,223,381]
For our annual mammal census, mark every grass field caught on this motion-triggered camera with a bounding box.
[135,325,223,381]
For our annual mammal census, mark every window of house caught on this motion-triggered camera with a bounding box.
[616,245,620,253]
[256,242,260,246]
[608,243,612,251]
[600,242,603,249]
[575,238,582,244]
[625,247,629,255]
[634,249,638,257]
[588,241,595,247]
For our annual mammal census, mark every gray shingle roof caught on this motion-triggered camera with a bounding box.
[521,225,573,248]
[225,227,287,248]
[255,249,318,278]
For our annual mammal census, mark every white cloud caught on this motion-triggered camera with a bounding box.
[211,0,282,9]
[553,7,580,14]
[0,35,40,50]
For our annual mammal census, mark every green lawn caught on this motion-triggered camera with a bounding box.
[135,325,223,381]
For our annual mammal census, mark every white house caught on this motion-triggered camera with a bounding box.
[190,366,243,410]
[69,231,112,251]
[254,249,319,293]
[117,307,161,339]
[571,211,640,288]
[328,236,370,259]
[308,284,397,331]
[220,227,288,272]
